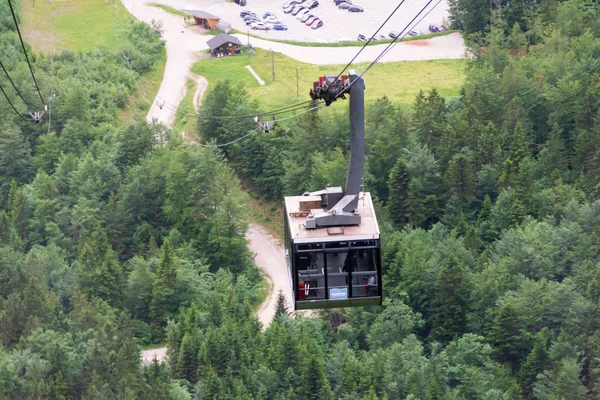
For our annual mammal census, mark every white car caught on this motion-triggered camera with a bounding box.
[251,22,270,30]
[291,5,305,15]
[264,16,280,24]
[296,8,310,19]
[300,13,313,22]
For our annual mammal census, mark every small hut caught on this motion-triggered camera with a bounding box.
[184,10,221,30]
[207,33,242,57]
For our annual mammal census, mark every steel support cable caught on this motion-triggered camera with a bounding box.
[362,0,442,76]
[6,0,45,107]
[164,98,322,120]
[0,59,34,108]
[335,0,439,100]
[191,102,325,147]
[332,0,407,82]
[0,81,29,121]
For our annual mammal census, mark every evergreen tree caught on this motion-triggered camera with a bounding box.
[150,240,178,341]
[273,290,289,321]
[386,158,410,226]
[430,254,471,343]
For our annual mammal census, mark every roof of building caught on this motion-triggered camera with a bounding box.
[183,9,220,20]
[206,33,242,50]
[284,192,380,243]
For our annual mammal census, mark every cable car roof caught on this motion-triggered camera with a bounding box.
[285,191,380,244]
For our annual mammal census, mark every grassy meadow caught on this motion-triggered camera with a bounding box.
[192,48,466,110]
[21,0,131,52]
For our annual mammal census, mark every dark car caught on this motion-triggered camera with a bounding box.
[240,11,256,17]
[389,31,399,39]
[348,5,363,12]
[245,17,260,24]
[429,24,444,32]
[357,33,366,41]
[334,0,350,4]
[338,2,351,9]
[272,24,288,30]
[408,29,420,36]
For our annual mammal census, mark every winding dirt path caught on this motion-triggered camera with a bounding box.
[247,224,294,328]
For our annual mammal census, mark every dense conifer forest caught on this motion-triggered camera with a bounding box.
[2,0,600,398]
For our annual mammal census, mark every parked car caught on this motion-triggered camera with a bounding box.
[388,31,399,38]
[378,34,386,40]
[283,0,297,7]
[291,6,305,15]
[251,22,270,30]
[306,0,319,9]
[300,13,313,22]
[334,0,350,4]
[296,8,311,19]
[284,5,295,13]
[263,12,276,19]
[305,15,318,25]
[234,0,246,5]
[407,29,420,36]
[311,19,323,29]
[264,16,280,24]
[429,24,444,32]
[240,11,255,17]
[272,24,288,30]
[338,2,351,9]
[357,33,366,41]
[245,17,260,24]
[348,5,363,12]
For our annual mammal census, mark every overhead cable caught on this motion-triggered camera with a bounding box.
[0,59,34,109]
[336,0,440,100]
[0,81,29,121]
[333,0,406,81]
[6,0,45,107]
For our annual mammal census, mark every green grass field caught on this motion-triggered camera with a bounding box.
[21,0,131,52]
[192,48,466,109]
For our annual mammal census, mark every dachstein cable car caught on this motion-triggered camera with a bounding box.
[284,71,382,310]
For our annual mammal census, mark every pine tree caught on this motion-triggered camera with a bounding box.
[274,290,289,321]
[386,158,410,226]
[176,304,203,383]
[520,330,552,399]
[150,240,178,341]
[430,254,470,343]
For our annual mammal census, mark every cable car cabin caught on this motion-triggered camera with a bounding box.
[284,191,382,310]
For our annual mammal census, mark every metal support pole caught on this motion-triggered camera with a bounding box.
[272,50,275,81]
[296,67,299,97]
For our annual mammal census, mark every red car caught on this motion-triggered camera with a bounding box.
[306,16,318,25]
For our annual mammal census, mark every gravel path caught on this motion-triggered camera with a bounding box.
[238,32,466,63]
[247,224,294,327]
[140,346,167,365]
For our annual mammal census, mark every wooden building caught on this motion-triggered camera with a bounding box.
[207,33,242,57]
[183,9,221,30]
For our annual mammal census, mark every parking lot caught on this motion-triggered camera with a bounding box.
[167,0,450,43]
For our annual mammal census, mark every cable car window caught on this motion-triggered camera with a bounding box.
[351,248,379,297]
[297,243,323,251]
[326,251,349,299]
[296,252,325,300]
[351,240,378,248]
[325,241,348,249]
